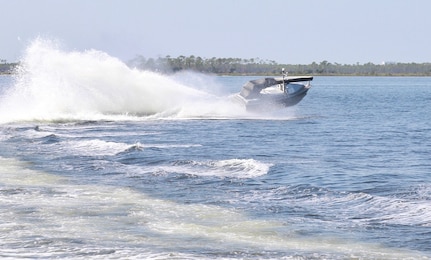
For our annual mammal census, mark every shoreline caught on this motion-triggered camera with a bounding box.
[1,63,430,77]
[2,70,431,77]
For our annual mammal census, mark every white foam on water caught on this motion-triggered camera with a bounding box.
[0,157,426,259]
[174,158,273,178]
[261,186,431,228]
[328,191,431,227]
[0,157,66,186]
[128,159,273,179]
[63,139,142,156]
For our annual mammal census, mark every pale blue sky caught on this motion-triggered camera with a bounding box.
[1,0,430,64]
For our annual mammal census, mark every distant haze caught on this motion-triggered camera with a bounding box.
[1,0,430,64]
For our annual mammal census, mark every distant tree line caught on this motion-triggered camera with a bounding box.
[2,56,431,76]
[0,61,18,74]
[128,55,431,76]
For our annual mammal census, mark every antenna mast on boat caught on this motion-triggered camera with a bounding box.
[282,68,287,92]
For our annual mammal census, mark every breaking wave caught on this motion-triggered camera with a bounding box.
[141,159,272,179]
[119,158,272,179]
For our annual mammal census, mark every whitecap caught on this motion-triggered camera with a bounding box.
[168,158,272,178]
[63,139,139,156]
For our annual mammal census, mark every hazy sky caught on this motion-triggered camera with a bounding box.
[1,0,430,64]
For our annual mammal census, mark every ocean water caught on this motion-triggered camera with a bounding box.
[0,39,430,259]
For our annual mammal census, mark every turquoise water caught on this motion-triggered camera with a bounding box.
[0,41,430,259]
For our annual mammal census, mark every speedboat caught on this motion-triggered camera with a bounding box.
[232,69,313,111]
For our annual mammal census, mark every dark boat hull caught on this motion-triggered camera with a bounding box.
[233,84,310,112]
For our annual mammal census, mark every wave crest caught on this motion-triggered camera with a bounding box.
[172,159,272,178]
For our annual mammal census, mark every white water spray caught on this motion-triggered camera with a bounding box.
[0,38,244,123]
